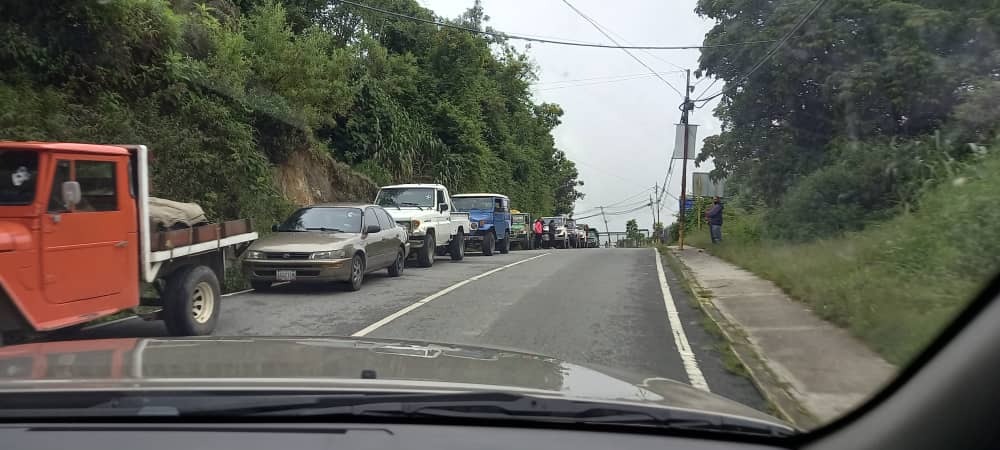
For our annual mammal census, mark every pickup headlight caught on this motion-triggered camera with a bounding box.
[310,249,346,260]
[411,219,422,229]
[246,250,264,259]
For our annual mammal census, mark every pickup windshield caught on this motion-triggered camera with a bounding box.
[541,217,564,226]
[377,188,435,208]
[452,197,494,212]
[278,207,362,233]
[0,150,39,205]
[512,215,527,224]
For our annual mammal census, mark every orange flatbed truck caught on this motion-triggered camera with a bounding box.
[0,143,257,345]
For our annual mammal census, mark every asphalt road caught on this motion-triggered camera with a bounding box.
[73,247,766,411]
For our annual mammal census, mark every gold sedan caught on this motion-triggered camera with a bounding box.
[243,203,409,291]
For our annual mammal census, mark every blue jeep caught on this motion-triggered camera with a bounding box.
[451,193,512,255]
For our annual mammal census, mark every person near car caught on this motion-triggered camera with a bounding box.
[533,218,544,249]
[705,196,724,243]
[548,219,557,248]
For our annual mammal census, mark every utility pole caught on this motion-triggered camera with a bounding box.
[654,183,661,227]
[600,206,610,247]
[649,192,656,242]
[678,69,692,250]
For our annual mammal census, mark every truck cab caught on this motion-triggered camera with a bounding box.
[451,194,512,256]
[509,211,532,250]
[0,142,256,344]
[374,184,470,267]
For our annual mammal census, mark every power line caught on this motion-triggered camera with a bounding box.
[560,0,684,97]
[535,74,667,91]
[535,70,684,86]
[694,0,831,103]
[338,0,777,51]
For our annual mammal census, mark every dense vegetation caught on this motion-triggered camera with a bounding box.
[680,0,999,364]
[695,0,999,240]
[0,0,583,227]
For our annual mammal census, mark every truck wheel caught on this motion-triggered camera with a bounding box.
[417,233,435,267]
[499,234,510,254]
[482,231,495,256]
[449,230,465,261]
[250,280,272,291]
[163,265,221,336]
[388,247,405,277]
[344,254,365,291]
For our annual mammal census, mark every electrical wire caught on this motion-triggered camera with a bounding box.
[693,0,830,103]
[534,70,684,86]
[560,0,684,97]
[535,75,664,91]
[337,0,777,51]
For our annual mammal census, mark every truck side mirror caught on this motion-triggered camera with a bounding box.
[60,181,81,208]
[439,203,449,212]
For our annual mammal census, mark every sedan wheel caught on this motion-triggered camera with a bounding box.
[388,248,404,277]
[346,254,365,291]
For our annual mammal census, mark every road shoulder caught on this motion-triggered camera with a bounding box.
[668,245,896,427]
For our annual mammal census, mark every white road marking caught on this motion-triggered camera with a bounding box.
[352,253,550,337]
[80,315,138,331]
[654,249,710,392]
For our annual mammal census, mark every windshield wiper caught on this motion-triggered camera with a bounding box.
[399,202,424,210]
[243,392,792,437]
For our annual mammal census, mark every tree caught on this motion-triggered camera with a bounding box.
[625,219,641,240]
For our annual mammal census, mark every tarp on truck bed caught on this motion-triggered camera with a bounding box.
[149,197,207,230]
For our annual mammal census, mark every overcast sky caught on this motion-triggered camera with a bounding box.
[418,0,721,233]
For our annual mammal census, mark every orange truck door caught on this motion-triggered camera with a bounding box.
[41,157,131,304]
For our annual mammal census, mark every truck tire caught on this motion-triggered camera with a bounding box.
[388,247,405,277]
[482,231,495,256]
[499,233,510,254]
[449,230,465,261]
[417,233,435,267]
[163,265,221,336]
[250,280,272,291]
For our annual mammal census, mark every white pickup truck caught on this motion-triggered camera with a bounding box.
[374,184,471,267]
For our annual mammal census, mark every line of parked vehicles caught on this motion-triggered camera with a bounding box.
[0,140,598,344]
[242,183,600,293]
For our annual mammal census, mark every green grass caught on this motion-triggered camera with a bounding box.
[684,152,1000,366]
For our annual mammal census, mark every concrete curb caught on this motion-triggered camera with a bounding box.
[663,248,820,429]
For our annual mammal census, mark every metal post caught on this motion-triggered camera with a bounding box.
[649,193,656,243]
[678,69,691,250]
[600,206,610,247]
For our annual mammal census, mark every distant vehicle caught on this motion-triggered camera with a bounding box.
[0,143,258,343]
[509,211,533,250]
[587,228,600,248]
[566,218,581,248]
[375,184,470,267]
[452,193,512,255]
[540,215,570,249]
[242,204,408,292]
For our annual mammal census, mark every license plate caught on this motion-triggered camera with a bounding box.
[276,270,296,281]
[542,235,550,240]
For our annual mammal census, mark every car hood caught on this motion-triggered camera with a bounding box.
[0,337,786,427]
[250,232,357,253]
[466,210,494,223]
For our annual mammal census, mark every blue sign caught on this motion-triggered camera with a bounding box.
[684,199,695,211]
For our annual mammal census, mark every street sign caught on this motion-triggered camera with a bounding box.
[692,172,725,197]
[684,199,695,211]
[672,124,699,159]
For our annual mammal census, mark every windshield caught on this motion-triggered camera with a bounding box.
[3,0,997,440]
[277,207,362,232]
[452,197,494,211]
[376,188,435,208]
[0,150,39,205]
[542,217,564,226]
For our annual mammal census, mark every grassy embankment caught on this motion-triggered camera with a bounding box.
[683,151,1000,365]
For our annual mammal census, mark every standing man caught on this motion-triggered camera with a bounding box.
[533,218,544,250]
[705,196,724,243]
[548,219,557,249]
